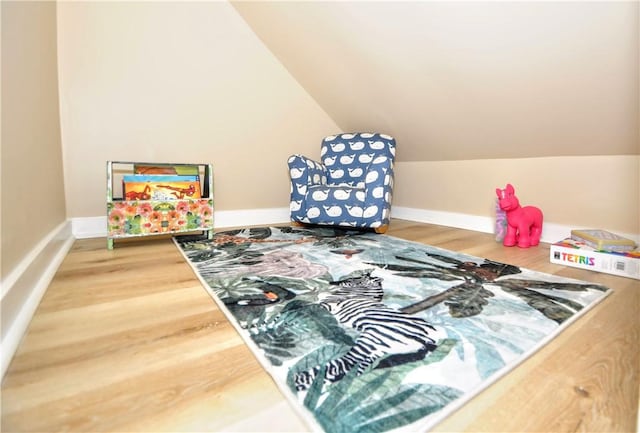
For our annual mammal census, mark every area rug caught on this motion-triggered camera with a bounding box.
[174,226,611,433]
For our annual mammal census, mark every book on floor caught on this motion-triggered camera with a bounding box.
[550,237,639,280]
[133,164,200,176]
[570,229,637,252]
[122,175,201,200]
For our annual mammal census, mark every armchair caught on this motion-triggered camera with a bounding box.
[287,132,396,233]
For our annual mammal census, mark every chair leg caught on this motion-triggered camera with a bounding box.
[374,225,388,234]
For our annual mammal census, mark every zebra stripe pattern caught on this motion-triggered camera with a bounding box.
[293,272,438,391]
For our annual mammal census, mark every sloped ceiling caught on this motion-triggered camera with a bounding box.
[232,1,639,162]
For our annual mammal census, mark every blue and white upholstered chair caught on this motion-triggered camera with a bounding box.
[287,132,396,233]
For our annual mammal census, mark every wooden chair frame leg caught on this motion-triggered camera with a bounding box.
[291,221,388,234]
[374,225,388,234]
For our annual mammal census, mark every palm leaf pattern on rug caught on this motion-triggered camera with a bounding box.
[251,300,357,366]
[287,339,461,433]
[175,227,611,433]
[364,252,607,323]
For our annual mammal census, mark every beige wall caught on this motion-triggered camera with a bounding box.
[1,1,67,277]
[233,0,640,237]
[56,1,340,218]
[15,0,637,241]
[234,1,639,162]
[394,156,640,236]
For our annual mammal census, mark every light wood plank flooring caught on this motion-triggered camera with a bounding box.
[2,220,639,432]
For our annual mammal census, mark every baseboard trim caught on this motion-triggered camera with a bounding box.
[74,206,639,245]
[71,216,106,239]
[1,220,75,380]
[214,208,291,229]
[389,206,624,245]
[72,208,293,239]
[391,206,496,235]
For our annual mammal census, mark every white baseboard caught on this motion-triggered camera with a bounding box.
[1,220,75,380]
[76,206,639,245]
[71,216,106,239]
[72,208,292,239]
[390,206,637,245]
[214,208,291,229]
[391,206,496,235]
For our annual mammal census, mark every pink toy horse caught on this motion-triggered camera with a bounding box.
[495,184,543,248]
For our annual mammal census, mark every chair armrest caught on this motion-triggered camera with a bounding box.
[363,155,394,219]
[288,154,327,202]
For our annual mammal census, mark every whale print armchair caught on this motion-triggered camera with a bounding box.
[287,132,396,233]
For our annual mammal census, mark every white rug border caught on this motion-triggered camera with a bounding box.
[173,228,614,433]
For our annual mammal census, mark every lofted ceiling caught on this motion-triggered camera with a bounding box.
[232,1,639,162]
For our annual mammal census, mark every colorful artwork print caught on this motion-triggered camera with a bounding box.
[175,227,610,433]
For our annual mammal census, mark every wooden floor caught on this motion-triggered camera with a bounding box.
[2,220,639,432]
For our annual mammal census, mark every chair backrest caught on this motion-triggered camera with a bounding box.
[321,133,396,188]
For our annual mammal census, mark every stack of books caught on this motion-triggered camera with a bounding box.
[549,229,639,280]
[123,164,201,201]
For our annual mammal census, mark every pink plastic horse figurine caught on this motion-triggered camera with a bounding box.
[495,184,543,248]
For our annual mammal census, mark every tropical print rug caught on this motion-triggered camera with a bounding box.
[174,226,611,433]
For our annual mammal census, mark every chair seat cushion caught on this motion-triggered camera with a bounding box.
[302,185,366,221]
